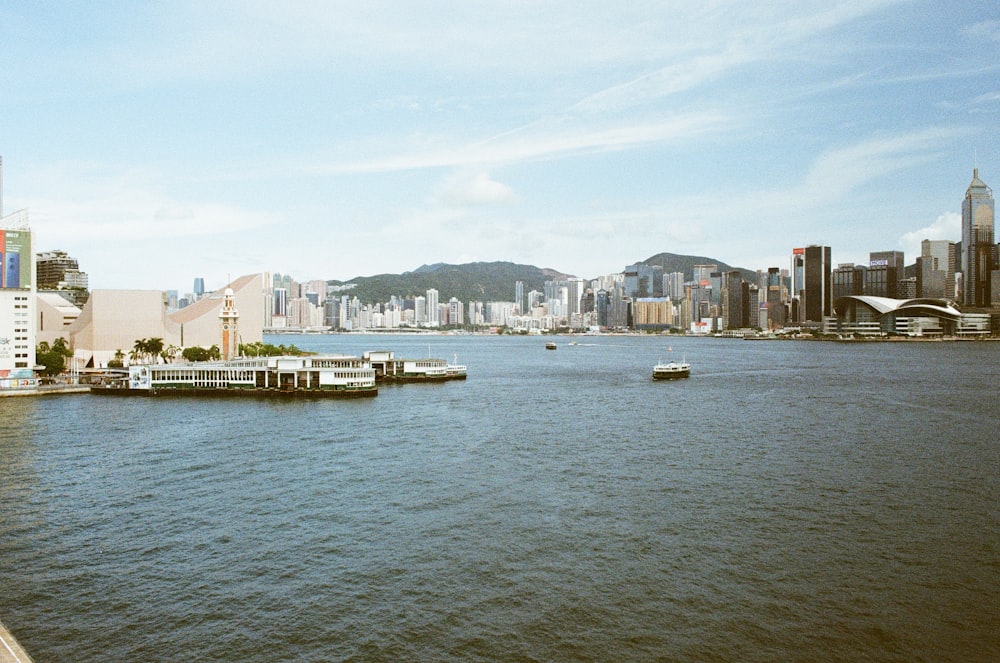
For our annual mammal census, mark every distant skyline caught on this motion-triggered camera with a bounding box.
[1,1,998,294]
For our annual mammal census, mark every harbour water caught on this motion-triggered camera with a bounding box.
[1,334,997,661]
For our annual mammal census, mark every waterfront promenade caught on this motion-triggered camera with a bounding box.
[0,621,33,663]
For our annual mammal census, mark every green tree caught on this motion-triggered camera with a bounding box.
[182,346,212,362]
[108,349,125,368]
[35,338,73,377]
[145,337,164,363]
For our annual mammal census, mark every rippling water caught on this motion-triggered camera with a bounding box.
[1,335,998,661]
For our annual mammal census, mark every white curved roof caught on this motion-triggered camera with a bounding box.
[836,296,961,320]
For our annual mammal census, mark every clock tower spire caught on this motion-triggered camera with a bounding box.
[219,287,239,360]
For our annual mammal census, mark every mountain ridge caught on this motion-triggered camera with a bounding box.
[327,255,756,304]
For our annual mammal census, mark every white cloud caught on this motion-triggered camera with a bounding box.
[899,212,961,258]
[307,112,731,176]
[19,164,277,246]
[964,20,1000,42]
[436,172,519,208]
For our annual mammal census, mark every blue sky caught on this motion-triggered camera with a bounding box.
[1,1,998,293]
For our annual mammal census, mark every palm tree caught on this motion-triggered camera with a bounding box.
[130,339,146,364]
[146,338,164,363]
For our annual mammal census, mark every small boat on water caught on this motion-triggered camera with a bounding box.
[652,358,690,380]
[545,342,557,350]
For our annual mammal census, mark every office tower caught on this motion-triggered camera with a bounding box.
[193,277,205,297]
[595,289,610,327]
[867,250,903,298]
[273,287,287,317]
[664,272,684,300]
[918,239,956,299]
[414,296,426,325]
[803,245,832,323]
[426,288,439,326]
[870,251,904,276]
[789,249,805,321]
[515,281,524,315]
[961,168,995,307]
[721,271,744,330]
[833,264,865,302]
[765,267,786,330]
[748,284,760,329]
[566,277,585,316]
[624,264,660,298]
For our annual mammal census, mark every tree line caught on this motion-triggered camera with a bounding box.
[36,337,307,375]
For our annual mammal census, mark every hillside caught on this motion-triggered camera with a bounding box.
[328,261,572,304]
[641,253,757,283]
[327,254,755,303]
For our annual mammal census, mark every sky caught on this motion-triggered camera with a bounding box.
[1,1,999,294]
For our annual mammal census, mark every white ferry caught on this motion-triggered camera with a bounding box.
[91,355,378,397]
[652,358,691,380]
[363,350,465,382]
[446,354,467,380]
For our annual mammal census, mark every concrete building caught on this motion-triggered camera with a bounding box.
[0,210,36,386]
[68,273,266,368]
[632,297,674,330]
[36,292,82,346]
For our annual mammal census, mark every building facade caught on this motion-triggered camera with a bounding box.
[803,245,832,323]
[0,210,36,386]
[961,168,995,307]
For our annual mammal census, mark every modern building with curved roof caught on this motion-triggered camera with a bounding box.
[833,296,968,336]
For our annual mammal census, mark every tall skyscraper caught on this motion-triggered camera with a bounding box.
[426,288,439,327]
[765,267,786,330]
[193,277,205,297]
[721,271,745,330]
[961,168,995,307]
[803,245,832,323]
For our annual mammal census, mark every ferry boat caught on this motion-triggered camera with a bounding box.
[363,350,466,382]
[652,358,691,380]
[90,355,378,397]
[545,341,557,350]
[446,354,468,380]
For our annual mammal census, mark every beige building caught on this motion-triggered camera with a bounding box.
[36,292,82,346]
[68,273,266,368]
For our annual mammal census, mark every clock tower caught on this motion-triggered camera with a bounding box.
[219,287,239,360]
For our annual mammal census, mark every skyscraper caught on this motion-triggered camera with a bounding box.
[961,168,995,307]
[803,245,832,323]
[426,288,439,327]
[918,239,956,299]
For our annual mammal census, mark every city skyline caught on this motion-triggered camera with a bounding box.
[2,2,998,294]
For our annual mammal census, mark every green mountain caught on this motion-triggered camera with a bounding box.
[328,254,756,304]
[328,261,572,304]
[641,253,757,283]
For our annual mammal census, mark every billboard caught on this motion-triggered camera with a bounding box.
[0,229,30,289]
